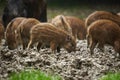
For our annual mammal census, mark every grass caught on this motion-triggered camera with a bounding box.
[99,72,120,80]
[47,5,91,20]
[47,2,120,21]
[9,69,62,80]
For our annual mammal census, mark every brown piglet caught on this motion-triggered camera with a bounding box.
[51,15,72,35]
[15,18,40,49]
[87,19,120,55]
[27,23,76,53]
[51,15,86,40]
[5,17,26,49]
[66,16,86,40]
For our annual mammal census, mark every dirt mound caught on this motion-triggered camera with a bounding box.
[0,40,120,80]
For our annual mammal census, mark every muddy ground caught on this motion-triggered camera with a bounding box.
[0,40,120,80]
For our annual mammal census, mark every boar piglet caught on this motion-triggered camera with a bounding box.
[87,19,120,56]
[15,18,40,49]
[66,16,86,40]
[5,17,26,49]
[51,15,72,35]
[27,23,76,53]
[51,15,86,40]
[85,11,120,28]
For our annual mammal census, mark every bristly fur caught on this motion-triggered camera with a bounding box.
[15,18,40,49]
[66,16,86,40]
[87,19,120,55]
[85,11,120,28]
[27,23,76,53]
[51,15,86,40]
[5,17,26,49]
[51,15,72,35]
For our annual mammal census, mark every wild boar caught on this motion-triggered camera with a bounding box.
[5,17,26,49]
[15,18,40,49]
[2,0,27,28]
[51,15,86,40]
[87,19,120,55]
[22,0,47,22]
[27,23,76,53]
[85,11,120,28]
[51,15,72,35]
[2,0,47,28]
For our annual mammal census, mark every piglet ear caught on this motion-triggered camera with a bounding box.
[66,35,71,41]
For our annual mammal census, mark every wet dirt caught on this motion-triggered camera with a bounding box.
[0,40,120,80]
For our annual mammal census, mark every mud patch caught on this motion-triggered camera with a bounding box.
[0,40,120,80]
